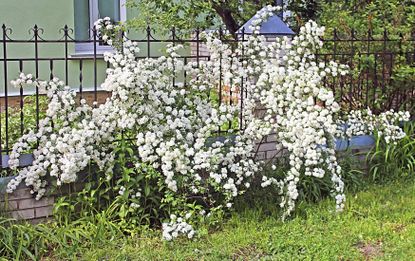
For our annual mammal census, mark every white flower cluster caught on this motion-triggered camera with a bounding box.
[10,73,34,86]
[7,74,118,198]
[236,18,348,216]
[162,213,195,241]
[338,109,410,144]
[249,5,281,34]
[7,21,261,213]
[7,6,395,238]
[94,17,124,47]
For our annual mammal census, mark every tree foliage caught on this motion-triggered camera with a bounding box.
[316,0,415,38]
[126,0,276,36]
[126,0,415,39]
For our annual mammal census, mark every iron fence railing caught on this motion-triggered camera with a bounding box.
[316,29,415,113]
[0,24,414,162]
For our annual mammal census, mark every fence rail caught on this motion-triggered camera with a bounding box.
[0,24,414,160]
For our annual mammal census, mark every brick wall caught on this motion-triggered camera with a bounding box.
[0,91,111,110]
[0,133,282,222]
[0,180,54,221]
[254,133,287,161]
[0,176,85,222]
[4,189,54,221]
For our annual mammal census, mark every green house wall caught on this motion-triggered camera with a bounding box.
[0,0,186,96]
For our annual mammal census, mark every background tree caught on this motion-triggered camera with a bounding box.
[285,0,319,31]
[126,0,277,36]
[316,0,415,38]
[126,0,414,38]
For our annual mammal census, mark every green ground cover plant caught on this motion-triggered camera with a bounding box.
[368,121,415,182]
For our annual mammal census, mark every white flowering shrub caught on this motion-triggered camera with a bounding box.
[6,6,411,240]
[337,109,410,144]
[162,213,195,241]
[7,75,118,199]
[93,16,125,50]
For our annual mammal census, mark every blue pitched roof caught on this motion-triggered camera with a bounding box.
[237,11,295,36]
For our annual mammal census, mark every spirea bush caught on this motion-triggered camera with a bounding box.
[6,6,410,240]
[338,109,410,144]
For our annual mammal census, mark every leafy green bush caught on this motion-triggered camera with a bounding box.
[368,121,415,182]
[0,95,47,149]
[0,95,47,177]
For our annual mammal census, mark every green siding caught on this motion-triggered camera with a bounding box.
[0,0,188,96]
[0,0,74,38]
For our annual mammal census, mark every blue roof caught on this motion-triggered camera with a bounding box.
[237,10,295,36]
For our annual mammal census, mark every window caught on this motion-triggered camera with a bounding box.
[74,0,126,55]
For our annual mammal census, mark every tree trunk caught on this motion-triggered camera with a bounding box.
[211,3,240,38]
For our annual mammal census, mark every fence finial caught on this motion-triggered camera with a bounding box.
[171,26,176,41]
[219,26,223,40]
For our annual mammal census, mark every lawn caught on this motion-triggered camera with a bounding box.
[74,178,415,260]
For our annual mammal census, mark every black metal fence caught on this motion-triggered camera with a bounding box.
[0,24,414,158]
[317,29,415,113]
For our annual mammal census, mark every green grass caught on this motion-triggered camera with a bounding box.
[2,178,414,260]
[71,179,415,260]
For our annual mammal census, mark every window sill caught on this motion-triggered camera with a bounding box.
[72,43,116,59]
[69,52,106,59]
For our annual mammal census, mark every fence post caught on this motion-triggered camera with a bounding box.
[64,25,69,86]
[19,60,24,137]
[381,28,387,95]
[218,27,223,134]
[1,24,7,164]
[332,29,338,100]
[196,28,200,67]
[79,60,83,100]
[398,32,405,110]
[93,25,98,103]
[365,29,371,107]
[349,28,356,110]
[372,28,379,108]
[239,27,245,130]
[146,25,151,58]
[171,27,176,87]
[33,25,40,137]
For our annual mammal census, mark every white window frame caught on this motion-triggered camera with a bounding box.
[74,0,126,56]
